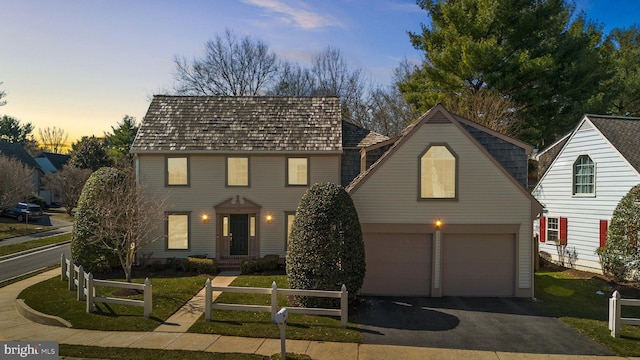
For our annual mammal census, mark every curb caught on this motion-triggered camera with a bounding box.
[15,299,73,328]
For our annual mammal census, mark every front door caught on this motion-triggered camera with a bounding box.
[230,214,249,255]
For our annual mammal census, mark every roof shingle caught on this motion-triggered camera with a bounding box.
[131,96,342,153]
[588,115,640,172]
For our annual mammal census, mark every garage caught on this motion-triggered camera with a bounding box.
[441,233,516,297]
[361,233,432,296]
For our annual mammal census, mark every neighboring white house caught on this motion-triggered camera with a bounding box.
[533,114,640,273]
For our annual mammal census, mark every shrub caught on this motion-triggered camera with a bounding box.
[241,254,279,274]
[597,184,640,282]
[71,167,121,273]
[181,256,218,274]
[286,182,365,307]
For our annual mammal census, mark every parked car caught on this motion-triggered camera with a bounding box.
[2,202,44,222]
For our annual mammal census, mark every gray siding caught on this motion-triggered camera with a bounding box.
[138,153,341,259]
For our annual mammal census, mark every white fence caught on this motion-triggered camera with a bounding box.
[204,280,348,328]
[61,254,152,318]
[608,290,640,337]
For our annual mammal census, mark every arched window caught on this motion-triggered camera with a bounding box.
[420,145,457,199]
[573,155,595,195]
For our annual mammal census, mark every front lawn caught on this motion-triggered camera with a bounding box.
[0,217,49,239]
[19,273,205,331]
[0,233,71,257]
[188,275,361,343]
[534,269,640,356]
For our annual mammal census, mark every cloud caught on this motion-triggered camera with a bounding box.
[242,0,342,29]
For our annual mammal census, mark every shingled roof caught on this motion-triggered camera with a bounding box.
[131,96,342,153]
[342,121,390,148]
[0,141,40,169]
[588,115,640,172]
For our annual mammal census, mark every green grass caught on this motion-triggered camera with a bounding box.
[534,270,640,356]
[0,217,51,239]
[189,275,361,343]
[60,345,264,360]
[19,274,206,331]
[0,233,71,257]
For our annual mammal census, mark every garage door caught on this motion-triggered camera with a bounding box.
[442,234,515,297]
[361,233,432,296]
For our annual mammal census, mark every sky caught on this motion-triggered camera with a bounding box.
[1,0,639,145]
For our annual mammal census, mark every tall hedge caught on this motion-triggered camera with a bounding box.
[597,184,640,282]
[71,167,121,273]
[286,182,365,307]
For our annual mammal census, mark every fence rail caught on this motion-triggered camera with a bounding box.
[204,280,348,327]
[608,290,640,337]
[61,254,152,318]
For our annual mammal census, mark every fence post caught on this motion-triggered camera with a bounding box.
[205,278,212,321]
[68,258,74,291]
[271,281,278,323]
[144,278,152,318]
[77,266,85,301]
[611,290,621,338]
[61,254,67,281]
[86,273,94,314]
[340,284,348,328]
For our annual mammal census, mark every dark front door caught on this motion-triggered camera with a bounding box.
[230,214,249,255]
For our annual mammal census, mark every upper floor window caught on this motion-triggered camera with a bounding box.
[227,157,249,186]
[573,155,594,195]
[166,157,189,186]
[420,145,457,199]
[287,157,309,186]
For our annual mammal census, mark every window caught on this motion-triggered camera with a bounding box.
[287,157,308,186]
[166,157,189,186]
[547,217,559,242]
[573,155,594,195]
[167,213,189,250]
[420,145,457,199]
[227,157,249,186]
[285,212,296,251]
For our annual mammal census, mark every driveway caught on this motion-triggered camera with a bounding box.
[353,296,613,355]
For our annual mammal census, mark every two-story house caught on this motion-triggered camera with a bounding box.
[533,114,640,273]
[133,97,541,297]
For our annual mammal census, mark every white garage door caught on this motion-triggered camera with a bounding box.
[361,233,432,296]
[442,234,515,297]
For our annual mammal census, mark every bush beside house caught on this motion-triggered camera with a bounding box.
[286,182,365,307]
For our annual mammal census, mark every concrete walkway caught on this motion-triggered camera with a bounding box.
[0,269,634,360]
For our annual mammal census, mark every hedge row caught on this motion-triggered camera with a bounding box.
[240,254,280,274]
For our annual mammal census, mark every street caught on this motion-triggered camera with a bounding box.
[0,243,70,282]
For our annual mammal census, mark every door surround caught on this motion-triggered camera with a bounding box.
[214,195,261,259]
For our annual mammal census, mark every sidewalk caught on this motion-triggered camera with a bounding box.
[0,269,633,360]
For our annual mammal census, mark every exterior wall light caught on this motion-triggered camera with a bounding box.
[201,213,209,223]
[266,214,273,223]
[435,218,443,230]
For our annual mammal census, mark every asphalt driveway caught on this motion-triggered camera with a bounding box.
[353,296,613,355]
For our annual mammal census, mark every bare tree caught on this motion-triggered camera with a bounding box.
[367,84,420,136]
[173,29,279,96]
[269,62,316,96]
[311,46,369,125]
[83,166,167,282]
[443,88,522,136]
[0,157,33,210]
[0,82,6,106]
[39,126,69,153]
[42,164,91,215]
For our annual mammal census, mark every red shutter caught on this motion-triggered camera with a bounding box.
[539,217,546,243]
[560,217,568,242]
[599,220,608,248]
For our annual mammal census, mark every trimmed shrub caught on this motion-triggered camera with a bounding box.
[241,254,279,274]
[71,167,121,273]
[181,257,218,275]
[597,184,640,282]
[286,182,365,307]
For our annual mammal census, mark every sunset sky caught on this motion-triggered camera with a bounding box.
[2,0,639,145]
